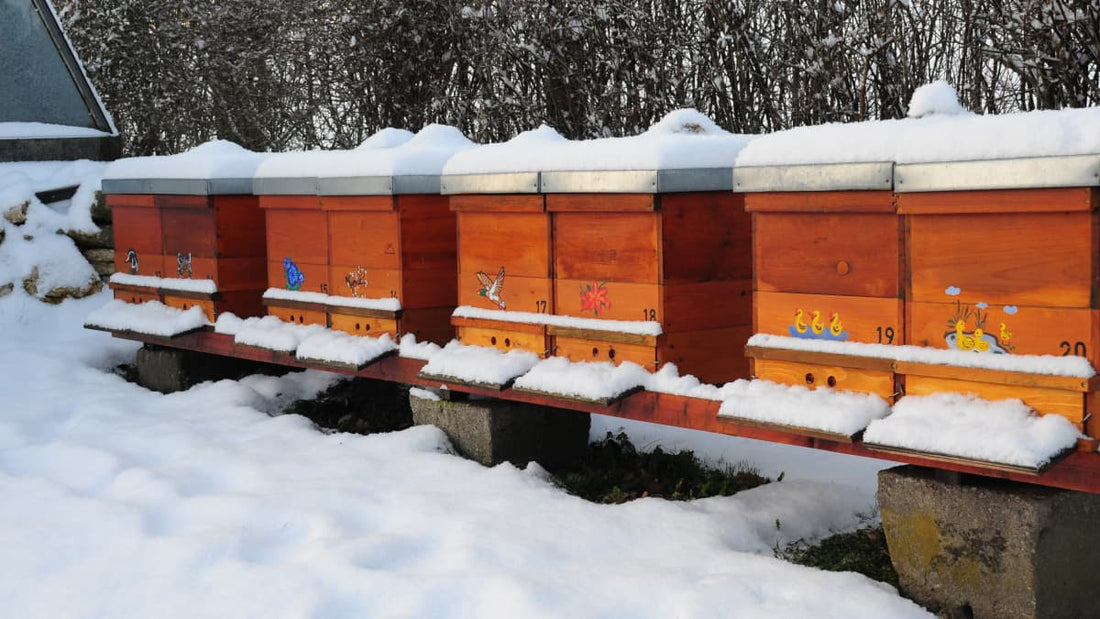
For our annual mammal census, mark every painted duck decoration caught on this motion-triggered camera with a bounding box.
[829,312,843,337]
[810,310,826,335]
[999,322,1012,343]
[954,320,990,352]
[476,267,507,310]
[793,309,808,334]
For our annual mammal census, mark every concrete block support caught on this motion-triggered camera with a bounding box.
[136,344,281,393]
[878,465,1100,619]
[409,393,589,468]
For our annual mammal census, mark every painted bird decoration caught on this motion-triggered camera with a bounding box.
[283,257,305,291]
[124,248,139,275]
[476,267,506,310]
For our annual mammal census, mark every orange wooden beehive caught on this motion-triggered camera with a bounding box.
[541,172,753,384]
[255,127,469,343]
[735,162,903,399]
[102,144,269,322]
[443,172,553,357]
[895,155,1100,437]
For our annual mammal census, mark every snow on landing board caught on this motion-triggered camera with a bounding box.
[863,393,1082,472]
[512,357,650,405]
[398,333,441,361]
[716,379,891,439]
[226,315,327,353]
[84,299,209,337]
[748,334,1096,379]
[109,273,217,295]
[294,330,396,370]
[263,288,402,313]
[452,306,662,336]
[418,340,539,389]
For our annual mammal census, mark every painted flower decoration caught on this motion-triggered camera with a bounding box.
[579,281,610,316]
[283,257,305,291]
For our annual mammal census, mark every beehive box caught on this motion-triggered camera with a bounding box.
[735,162,902,399]
[896,154,1100,434]
[102,142,269,322]
[444,113,755,384]
[255,127,470,343]
[541,171,752,384]
[442,172,552,357]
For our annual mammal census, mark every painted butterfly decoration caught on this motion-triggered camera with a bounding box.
[476,266,506,310]
[283,257,305,291]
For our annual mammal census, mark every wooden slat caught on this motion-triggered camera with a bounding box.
[104,193,155,207]
[417,371,512,391]
[451,315,547,334]
[661,192,752,282]
[258,195,323,210]
[753,358,896,400]
[325,304,401,320]
[862,442,1068,475]
[545,325,657,346]
[545,193,656,212]
[296,350,396,372]
[511,385,644,407]
[320,195,395,212]
[895,360,1093,393]
[744,344,896,371]
[553,211,659,283]
[904,375,1086,423]
[154,194,211,209]
[755,291,903,346]
[897,187,1094,215]
[449,194,544,212]
[715,414,861,443]
[744,191,896,213]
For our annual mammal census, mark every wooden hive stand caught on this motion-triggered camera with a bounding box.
[104,174,267,322]
[735,162,902,399]
[541,170,752,385]
[896,155,1100,442]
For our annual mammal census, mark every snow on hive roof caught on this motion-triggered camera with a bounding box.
[736,92,1100,168]
[254,125,473,180]
[442,109,753,176]
[103,140,269,180]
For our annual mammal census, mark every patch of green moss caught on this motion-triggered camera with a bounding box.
[776,526,899,587]
[549,432,770,504]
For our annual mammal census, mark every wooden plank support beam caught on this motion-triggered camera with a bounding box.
[101,327,1100,494]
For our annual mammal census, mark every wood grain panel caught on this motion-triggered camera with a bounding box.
[399,307,457,346]
[545,193,655,212]
[211,257,267,291]
[320,195,394,212]
[266,305,328,327]
[112,206,164,255]
[400,268,457,309]
[902,375,1085,425]
[114,288,160,305]
[662,192,752,282]
[457,212,551,278]
[662,279,753,332]
[328,210,401,270]
[213,196,266,258]
[756,291,904,345]
[753,358,896,400]
[661,325,754,385]
[328,313,399,338]
[163,294,216,323]
[552,335,659,369]
[907,211,1092,307]
[105,194,154,208]
[154,195,211,209]
[553,211,659,282]
[399,195,457,270]
[754,212,900,297]
[259,195,323,210]
[265,209,328,265]
[456,324,549,357]
[907,300,1097,368]
[552,278,660,323]
[744,191,895,213]
[449,194,544,212]
[161,208,216,256]
[457,271,552,315]
[896,187,1094,214]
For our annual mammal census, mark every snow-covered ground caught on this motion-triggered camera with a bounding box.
[0,287,929,616]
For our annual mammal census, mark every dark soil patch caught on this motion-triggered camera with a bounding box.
[776,525,898,587]
[282,377,413,435]
[548,431,770,504]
